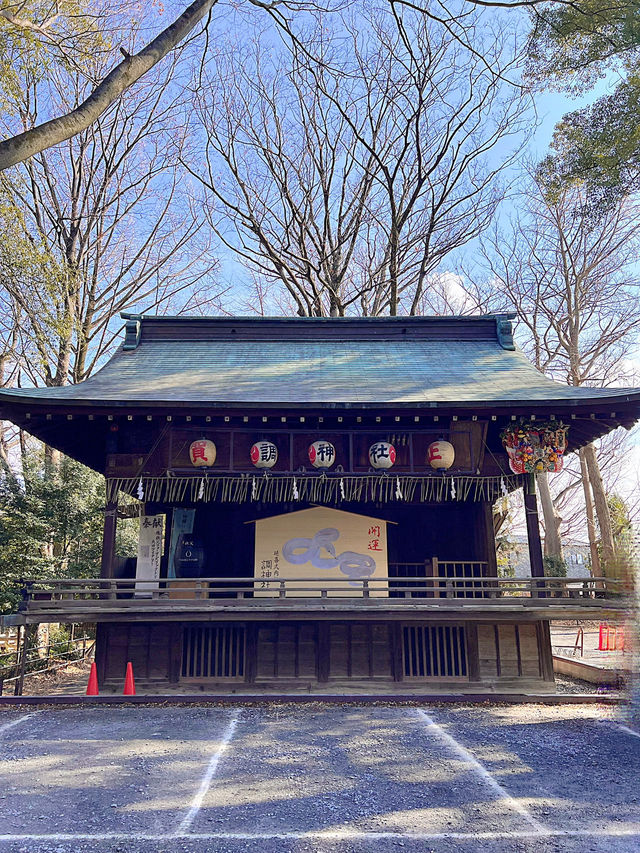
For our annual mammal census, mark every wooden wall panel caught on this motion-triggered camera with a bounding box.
[101,622,172,683]
[277,626,297,678]
[328,623,392,679]
[372,625,392,676]
[104,624,129,681]
[256,626,277,679]
[476,621,544,682]
[255,623,318,680]
[350,625,370,677]
[298,625,318,677]
[517,624,540,677]
[329,625,349,677]
[477,624,498,677]
[148,625,172,679]
[128,625,151,679]
[498,625,519,677]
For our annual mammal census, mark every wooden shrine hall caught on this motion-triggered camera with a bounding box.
[3,314,639,694]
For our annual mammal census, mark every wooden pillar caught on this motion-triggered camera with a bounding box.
[100,501,118,580]
[94,622,108,687]
[245,623,257,684]
[482,502,498,578]
[317,623,330,683]
[537,620,555,682]
[391,623,404,682]
[524,474,545,579]
[465,623,481,683]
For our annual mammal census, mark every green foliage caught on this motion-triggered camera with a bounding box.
[543,555,567,577]
[540,75,640,209]
[496,548,516,579]
[0,450,137,613]
[599,492,635,582]
[527,2,640,91]
[528,2,640,210]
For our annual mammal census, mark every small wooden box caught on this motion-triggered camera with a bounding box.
[167,581,209,600]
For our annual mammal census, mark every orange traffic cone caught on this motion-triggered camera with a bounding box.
[598,623,608,650]
[123,662,136,696]
[86,662,99,696]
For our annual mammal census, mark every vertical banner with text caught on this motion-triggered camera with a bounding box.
[136,514,165,596]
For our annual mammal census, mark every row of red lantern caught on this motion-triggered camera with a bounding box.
[189,439,455,470]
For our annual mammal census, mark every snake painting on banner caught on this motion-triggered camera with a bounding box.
[252,506,390,597]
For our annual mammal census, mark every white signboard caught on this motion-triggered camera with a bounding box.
[254,506,388,597]
[136,514,164,596]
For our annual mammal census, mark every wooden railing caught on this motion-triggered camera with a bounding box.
[18,575,628,607]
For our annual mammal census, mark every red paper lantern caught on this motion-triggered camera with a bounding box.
[189,439,216,467]
[427,440,455,470]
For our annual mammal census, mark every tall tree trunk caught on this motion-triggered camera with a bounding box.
[630,557,640,729]
[44,445,61,472]
[582,442,616,574]
[536,471,563,559]
[579,448,603,578]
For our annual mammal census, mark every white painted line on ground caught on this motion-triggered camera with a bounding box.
[0,712,36,736]
[604,720,640,740]
[175,711,240,835]
[0,830,639,842]
[415,709,549,835]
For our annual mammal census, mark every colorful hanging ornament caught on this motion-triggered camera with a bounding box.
[501,422,568,474]
[189,439,216,467]
[251,440,278,469]
[369,441,396,469]
[427,440,455,470]
[309,440,336,469]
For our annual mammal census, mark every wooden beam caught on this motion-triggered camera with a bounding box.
[100,501,118,580]
[169,623,182,683]
[317,623,330,683]
[537,620,555,682]
[524,474,545,579]
[94,623,108,687]
[391,623,404,682]
[245,623,257,684]
[466,623,480,682]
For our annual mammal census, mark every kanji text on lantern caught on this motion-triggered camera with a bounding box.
[370,443,390,463]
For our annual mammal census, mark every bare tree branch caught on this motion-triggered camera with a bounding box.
[0,0,219,171]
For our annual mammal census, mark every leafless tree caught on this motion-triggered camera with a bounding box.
[184,32,379,317]
[473,173,640,573]
[0,35,222,395]
[184,6,530,316]
[1,1,628,170]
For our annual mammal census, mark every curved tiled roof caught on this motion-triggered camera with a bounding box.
[0,314,637,410]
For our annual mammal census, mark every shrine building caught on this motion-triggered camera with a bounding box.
[3,314,639,694]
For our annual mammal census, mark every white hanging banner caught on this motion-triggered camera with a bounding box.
[136,514,164,596]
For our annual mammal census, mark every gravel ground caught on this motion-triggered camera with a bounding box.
[0,703,639,853]
[554,674,622,695]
